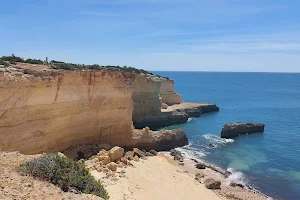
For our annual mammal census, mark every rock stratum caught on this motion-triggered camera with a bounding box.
[221,122,265,138]
[0,63,217,154]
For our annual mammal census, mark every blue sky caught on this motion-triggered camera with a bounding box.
[1,0,300,72]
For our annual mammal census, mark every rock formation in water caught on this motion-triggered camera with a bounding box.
[132,75,219,130]
[221,122,265,138]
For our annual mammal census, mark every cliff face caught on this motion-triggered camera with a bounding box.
[132,75,162,122]
[159,79,182,105]
[0,67,135,154]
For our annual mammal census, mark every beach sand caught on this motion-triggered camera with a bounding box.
[91,155,221,200]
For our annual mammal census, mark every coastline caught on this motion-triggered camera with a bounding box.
[163,150,270,200]
[87,150,268,200]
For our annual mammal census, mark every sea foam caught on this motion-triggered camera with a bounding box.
[202,134,234,147]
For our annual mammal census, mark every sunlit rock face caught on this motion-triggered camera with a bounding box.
[159,79,183,105]
[0,68,135,154]
[132,75,162,124]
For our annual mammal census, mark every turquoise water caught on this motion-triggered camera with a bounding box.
[154,71,300,200]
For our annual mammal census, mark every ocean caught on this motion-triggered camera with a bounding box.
[153,71,300,200]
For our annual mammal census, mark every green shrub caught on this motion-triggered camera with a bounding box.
[25,58,44,64]
[19,153,109,199]
[1,54,24,64]
[0,59,10,67]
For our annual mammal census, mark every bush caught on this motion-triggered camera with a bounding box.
[19,153,109,199]
[1,54,24,64]
[0,59,10,67]
[25,58,44,64]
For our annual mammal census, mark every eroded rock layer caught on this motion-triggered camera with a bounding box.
[134,103,219,130]
[159,79,183,105]
[0,66,135,154]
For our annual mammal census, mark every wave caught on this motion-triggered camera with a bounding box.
[175,143,209,159]
[202,134,234,147]
[225,168,247,185]
[187,117,195,122]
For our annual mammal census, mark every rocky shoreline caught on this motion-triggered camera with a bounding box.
[168,149,270,200]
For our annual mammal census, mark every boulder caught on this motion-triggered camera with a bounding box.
[149,149,158,156]
[133,155,140,162]
[195,173,205,182]
[124,151,134,160]
[145,152,154,156]
[161,103,168,109]
[195,163,206,169]
[107,162,117,171]
[221,122,265,138]
[204,178,221,189]
[130,128,188,151]
[133,148,146,158]
[108,146,124,162]
[99,156,110,165]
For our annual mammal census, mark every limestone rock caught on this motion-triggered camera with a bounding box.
[195,163,206,169]
[133,148,146,158]
[161,103,168,109]
[159,79,183,105]
[99,156,110,165]
[133,155,140,162]
[124,151,134,160]
[149,149,158,156]
[108,146,124,162]
[221,122,265,138]
[195,173,205,182]
[131,128,188,151]
[107,162,117,171]
[133,102,219,130]
[204,178,221,189]
[0,68,135,154]
[145,152,154,156]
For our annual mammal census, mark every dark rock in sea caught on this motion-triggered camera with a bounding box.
[195,163,206,169]
[221,122,265,138]
[208,143,215,148]
[170,149,184,162]
[191,158,199,163]
[204,178,221,189]
[230,182,245,188]
[170,149,181,157]
[224,171,232,178]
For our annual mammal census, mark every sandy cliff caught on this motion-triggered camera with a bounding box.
[132,75,161,123]
[0,65,135,154]
[159,79,183,105]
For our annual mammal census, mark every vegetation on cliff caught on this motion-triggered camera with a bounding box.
[1,54,169,78]
[19,153,109,199]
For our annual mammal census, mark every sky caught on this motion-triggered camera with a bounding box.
[0,0,300,72]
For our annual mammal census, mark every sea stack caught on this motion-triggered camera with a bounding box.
[221,122,265,138]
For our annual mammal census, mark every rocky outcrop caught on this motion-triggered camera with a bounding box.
[0,65,135,154]
[134,103,219,130]
[221,122,265,138]
[132,75,162,124]
[204,178,221,189]
[130,127,188,151]
[159,79,182,105]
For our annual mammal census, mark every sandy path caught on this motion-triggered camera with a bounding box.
[92,155,220,200]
